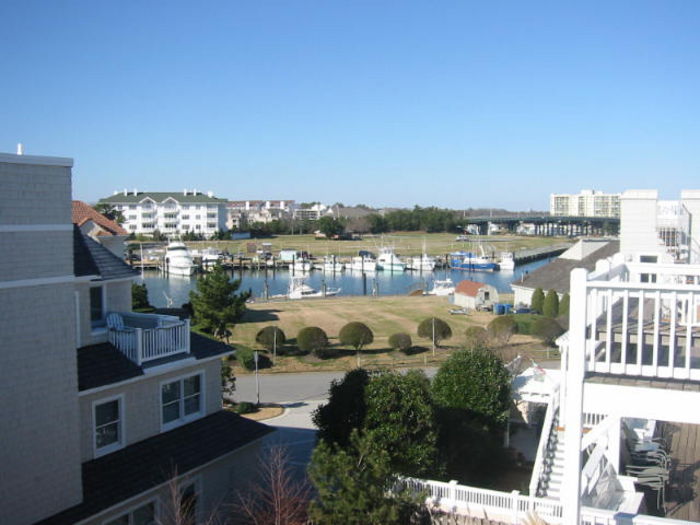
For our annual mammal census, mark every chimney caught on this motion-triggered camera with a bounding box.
[193,188,198,196]
[113,190,118,195]
[183,189,188,196]
[133,188,138,196]
[207,191,214,198]
[123,188,128,196]
[16,143,23,155]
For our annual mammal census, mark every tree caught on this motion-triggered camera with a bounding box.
[221,358,236,404]
[432,348,512,428]
[559,292,570,316]
[189,264,250,341]
[543,289,560,318]
[464,326,489,350]
[93,203,125,225]
[313,369,371,448]
[530,287,545,313]
[308,430,423,525]
[131,282,151,310]
[296,326,330,357]
[256,326,286,357]
[532,317,565,346]
[364,370,440,478]
[317,216,346,238]
[339,322,374,366]
[366,214,389,234]
[388,333,412,353]
[487,316,517,346]
[417,317,452,355]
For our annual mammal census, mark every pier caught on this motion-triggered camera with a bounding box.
[512,243,570,264]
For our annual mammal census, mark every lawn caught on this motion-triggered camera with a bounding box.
[230,295,555,373]
[180,232,569,258]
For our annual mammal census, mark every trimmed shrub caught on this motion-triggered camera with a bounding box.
[297,327,329,356]
[543,289,559,318]
[388,332,413,353]
[234,401,256,414]
[464,326,489,350]
[530,287,545,314]
[487,316,517,345]
[417,317,452,347]
[236,348,271,370]
[339,322,374,351]
[532,317,565,346]
[255,326,287,355]
[559,293,570,316]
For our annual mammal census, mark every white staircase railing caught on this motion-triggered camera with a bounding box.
[529,385,560,497]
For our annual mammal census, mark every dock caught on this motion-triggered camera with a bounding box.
[512,243,570,264]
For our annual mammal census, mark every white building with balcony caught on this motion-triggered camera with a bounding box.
[226,199,296,229]
[99,189,228,237]
[551,190,621,218]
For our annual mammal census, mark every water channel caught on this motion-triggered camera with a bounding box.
[140,258,552,308]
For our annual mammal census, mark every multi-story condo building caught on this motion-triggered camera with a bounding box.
[293,203,334,221]
[1,153,270,525]
[99,189,228,237]
[227,199,296,229]
[550,190,621,218]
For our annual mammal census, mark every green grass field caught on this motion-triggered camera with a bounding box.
[181,232,568,258]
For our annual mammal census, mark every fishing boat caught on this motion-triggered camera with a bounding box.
[164,242,196,276]
[348,254,377,272]
[425,278,455,296]
[499,251,515,270]
[376,247,406,272]
[322,255,345,272]
[287,276,341,299]
[449,248,500,272]
[407,254,436,272]
[292,259,313,272]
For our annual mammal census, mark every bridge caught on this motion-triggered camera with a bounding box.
[462,215,619,236]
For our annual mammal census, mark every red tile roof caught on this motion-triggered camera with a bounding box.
[72,200,127,235]
[455,280,488,297]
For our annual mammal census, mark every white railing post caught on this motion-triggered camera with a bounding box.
[135,328,143,366]
[510,490,520,523]
[185,318,191,353]
[448,479,458,510]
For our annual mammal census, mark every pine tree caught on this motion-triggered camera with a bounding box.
[189,264,250,341]
[543,289,560,318]
[530,287,545,313]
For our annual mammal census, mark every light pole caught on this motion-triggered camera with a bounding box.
[254,351,260,406]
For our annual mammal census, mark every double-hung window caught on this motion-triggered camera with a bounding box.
[104,500,156,525]
[94,396,123,456]
[161,373,203,430]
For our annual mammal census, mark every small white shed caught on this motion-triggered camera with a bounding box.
[453,280,499,310]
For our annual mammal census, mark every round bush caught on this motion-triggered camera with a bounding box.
[388,332,413,353]
[256,326,287,355]
[417,317,452,346]
[234,401,256,414]
[532,317,565,346]
[464,326,489,350]
[236,348,271,371]
[339,322,374,351]
[487,316,517,346]
[297,326,329,355]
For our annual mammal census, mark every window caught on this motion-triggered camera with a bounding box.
[640,255,658,263]
[104,501,156,525]
[94,396,123,455]
[161,373,203,430]
[179,481,198,524]
[90,286,105,328]
[641,273,657,283]
[181,214,190,220]
[129,205,137,210]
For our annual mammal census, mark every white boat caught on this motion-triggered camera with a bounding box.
[499,251,515,270]
[292,259,313,272]
[408,254,436,272]
[322,256,345,273]
[426,278,455,296]
[348,256,377,272]
[377,247,406,272]
[287,276,341,299]
[164,242,196,276]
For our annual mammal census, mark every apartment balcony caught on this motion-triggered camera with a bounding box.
[107,312,191,366]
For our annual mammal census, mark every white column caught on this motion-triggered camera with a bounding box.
[562,268,588,524]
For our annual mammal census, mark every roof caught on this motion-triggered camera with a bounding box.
[73,226,139,280]
[512,240,620,294]
[72,200,127,235]
[37,411,273,525]
[100,192,226,204]
[455,279,491,296]
[77,333,236,391]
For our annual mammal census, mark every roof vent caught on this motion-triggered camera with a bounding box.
[16,143,23,155]
[123,188,128,196]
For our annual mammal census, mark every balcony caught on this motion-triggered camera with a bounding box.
[107,312,190,366]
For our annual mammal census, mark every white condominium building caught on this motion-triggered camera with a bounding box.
[550,190,621,218]
[99,189,228,237]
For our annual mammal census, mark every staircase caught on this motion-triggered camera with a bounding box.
[539,426,565,499]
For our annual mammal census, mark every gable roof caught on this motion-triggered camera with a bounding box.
[73,226,138,280]
[512,240,620,294]
[455,280,490,296]
[72,200,127,235]
[100,192,226,204]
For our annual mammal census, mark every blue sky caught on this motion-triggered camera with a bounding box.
[2,1,699,209]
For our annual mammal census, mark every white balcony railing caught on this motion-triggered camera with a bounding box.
[107,312,190,366]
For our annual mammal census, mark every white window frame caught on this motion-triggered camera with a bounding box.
[101,497,159,525]
[93,394,125,457]
[160,371,206,432]
[178,476,202,524]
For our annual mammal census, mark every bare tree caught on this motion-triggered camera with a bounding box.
[159,470,219,525]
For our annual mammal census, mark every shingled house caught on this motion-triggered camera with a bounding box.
[72,199,129,258]
[1,152,271,525]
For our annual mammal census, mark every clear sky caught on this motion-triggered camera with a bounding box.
[2,1,699,209]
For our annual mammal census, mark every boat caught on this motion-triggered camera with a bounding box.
[322,255,345,273]
[499,251,515,270]
[292,259,313,272]
[164,242,196,276]
[408,254,436,272]
[425,278,455,296]
[348,254,377,272]
[449,250,500,272]
[287,276,341,299]
[376,247,406,272]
